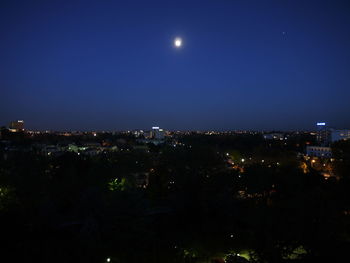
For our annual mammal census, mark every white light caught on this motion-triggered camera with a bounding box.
[241,159,245,162]
[174,37,182,47]
[317,122,326,126]
[106,258,111,262]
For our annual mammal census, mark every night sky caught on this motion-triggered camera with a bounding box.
[1,0,350,131]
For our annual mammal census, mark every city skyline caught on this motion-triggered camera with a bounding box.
[1,0,350,131]
[2,119,348,133]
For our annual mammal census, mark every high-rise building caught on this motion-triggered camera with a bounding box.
[9,120,24,131]
[316,122,330,146]
[150,126,165,140]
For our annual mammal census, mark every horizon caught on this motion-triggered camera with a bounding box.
[1,120,343,133]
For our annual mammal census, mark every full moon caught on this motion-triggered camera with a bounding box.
[174,37,182,48]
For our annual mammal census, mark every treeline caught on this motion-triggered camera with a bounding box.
[0,137,349,263]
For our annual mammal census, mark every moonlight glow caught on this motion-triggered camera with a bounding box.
[174,37,182,48]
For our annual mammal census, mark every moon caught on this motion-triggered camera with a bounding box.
[174,37,182,48]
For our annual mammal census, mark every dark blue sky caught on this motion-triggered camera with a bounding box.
[1,0,350,131]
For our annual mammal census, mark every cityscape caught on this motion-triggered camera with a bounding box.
[1,120,350,262]
[1,1,350,263]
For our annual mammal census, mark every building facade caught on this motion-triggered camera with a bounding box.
[306,146,332,158]
[9,120,24,131]
[150,127,165,140]
[316,122,330,146]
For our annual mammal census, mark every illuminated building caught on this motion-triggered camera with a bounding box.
[306,146,332,158]
[150,126,165,140]
[316,122,330,146]
[9,120,24,131]
[133,130,144,137]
